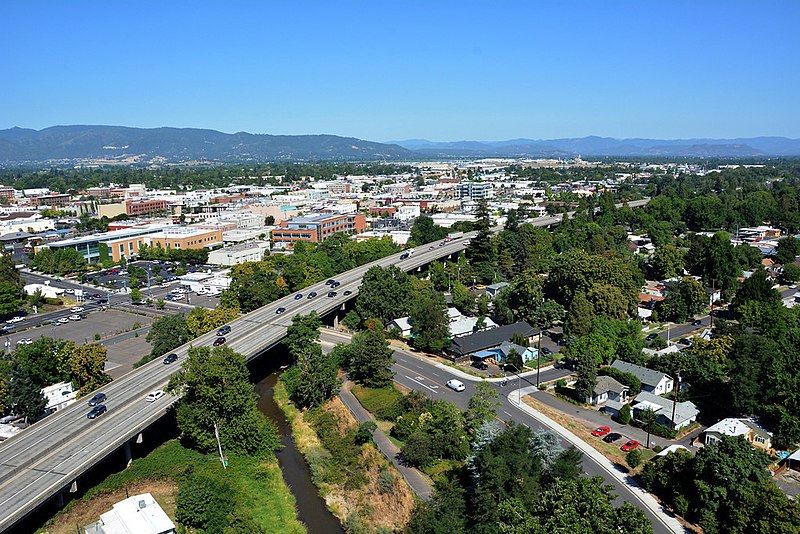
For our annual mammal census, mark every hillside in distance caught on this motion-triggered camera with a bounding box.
[0,125,414,164]
[389,136,800,158]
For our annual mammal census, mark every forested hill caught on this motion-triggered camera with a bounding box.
[0,125,414,164]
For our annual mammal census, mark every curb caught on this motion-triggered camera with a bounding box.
[508,386,686,534]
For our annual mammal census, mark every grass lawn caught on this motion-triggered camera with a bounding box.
[351,384,403,421]
[38,440,304,534]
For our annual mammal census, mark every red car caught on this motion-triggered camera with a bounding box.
[591,426,611,437]
[621,440,640,452]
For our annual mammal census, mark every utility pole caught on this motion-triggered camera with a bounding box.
[670,369,681,432]
[710,278,715,329]
[646,409,653,449]
[536,326,542,387]
[214,422,227,469]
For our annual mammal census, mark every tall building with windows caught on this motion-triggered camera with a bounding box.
[457,182,492,200]
[271,212,366,248]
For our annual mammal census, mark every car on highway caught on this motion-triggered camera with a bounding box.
[146,390,165,402]
[603,432,623,443]
[16,338,32,345]
[325,279,335,285]
[86,404,107,419]
[216,325,231,336]
[692,319,702,326]
[429,245,434,250]
[69,314,82,321]
[57,317,70,324]
[591,426,611,437]
[439,241,446,246]
[327,291,337,298]
[446,379,466,392]
[276,307,286,314]
[331,281,340,288]
[294,293,303,300]
[621,440,640,452]
[163,353,178,364]
[343,290,352,296]
[307,291,317,299]
[71,307,84,313]
[213,337,226,346]
[87,392,107,406]
[399,252,409,260]
[6,316,25,324]
[471,360,488,370]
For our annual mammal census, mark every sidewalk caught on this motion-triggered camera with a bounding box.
[509,386,686,534]
[338,380,432,501]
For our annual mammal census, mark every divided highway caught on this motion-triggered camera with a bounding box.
[0,198,649,532]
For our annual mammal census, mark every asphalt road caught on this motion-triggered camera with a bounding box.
[319,331,678,534]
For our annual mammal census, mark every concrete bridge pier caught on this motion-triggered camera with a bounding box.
[124,441,132,467]
[69,480,78,494]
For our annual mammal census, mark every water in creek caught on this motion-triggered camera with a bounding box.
[253,362,344,534]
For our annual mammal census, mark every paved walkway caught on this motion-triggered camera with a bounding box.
[509,386,686,534]
[338,381,433,501]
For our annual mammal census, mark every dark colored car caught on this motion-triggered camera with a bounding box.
[87,404,107,419]
[603,432,623,443]
[325,279,335,285]
[646,333,659,340]
[399,253,409,260]
[327,291,337,298]
[87,392,106,406]
[343,290,352,296]
[294,293,303,300]
[541,347,553,356]
[163,353,178,364]
[331,281,340,288]
[213,337,226,346]
[471,360,488,370]
[217,325,231,336]
[692,319,702,326]
[276,307,286,314]
[307,291,317,299]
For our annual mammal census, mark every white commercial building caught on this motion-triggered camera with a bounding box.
[42,381,77,412]
[208,241,269,266]
[83,492,175,534]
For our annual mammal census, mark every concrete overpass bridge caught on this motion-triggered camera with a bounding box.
[0,199,649,532]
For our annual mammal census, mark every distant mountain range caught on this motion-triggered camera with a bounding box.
[387,136,800,158]
[1,125,799,165]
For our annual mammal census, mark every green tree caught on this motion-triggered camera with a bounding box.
[0,282,23,316]
[465,198,496,283]
[776,236,800,265]
[410,287,450,353]
[129,287,142,303]
[355,265,412,326]
[176,470,235,533]
[731,269,781,314]
[8,365,47,422]
[70,343,111,396]
[450,281,473,313]
[167,345,278,456]
[575,350,597,401]
[284,311,321,359]
[565,291,593,339]
[428,261,449,291]
[618,403,632,424]
[465,381,500,438]
[652,244,685,279]
[286,343,339,409]
[142,314,190,365]
[411,214,447,245]
[348,321,394,388]
[626,448,643,469]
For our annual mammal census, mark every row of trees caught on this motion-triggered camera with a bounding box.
[1,337,111,421]
[29,247,87,276]
[0,254,24,315]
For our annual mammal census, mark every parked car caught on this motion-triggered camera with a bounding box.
[591,426,611,437]
[621,440,640,452]
[541,347,553,356]
[87,392,107,406]
[69,314,82,321]
[471,360,488,370]
[646,333,659,340]
[64,288,75,294]
[603,432,623,443]
[146,390,165,402]
[446,379,466,392]
[692,319,702,326]
[87,404,107,419]
[276,307,286,314]
[16,338,32,345]
[216,325,231,336]
[213,337,226,346]
[71,307,84,313]
[163,353,178,364]
[58,317,70,324]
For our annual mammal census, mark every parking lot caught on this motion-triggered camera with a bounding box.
[82,259,217,291]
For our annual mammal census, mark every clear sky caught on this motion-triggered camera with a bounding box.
[2,1,798,141]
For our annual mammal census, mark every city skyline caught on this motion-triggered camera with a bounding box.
[2,1,799,141]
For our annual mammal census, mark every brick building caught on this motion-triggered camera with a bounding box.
[271,212,366,248]
[125,199,169,217]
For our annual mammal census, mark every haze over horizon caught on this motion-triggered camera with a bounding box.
[3,1,798,141]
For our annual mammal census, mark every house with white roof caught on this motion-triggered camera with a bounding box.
[83,492,175,534]
[702,417,773,452]
[631,391,699,430]
[41,381,77,412]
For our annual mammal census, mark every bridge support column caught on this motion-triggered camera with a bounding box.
[136,432,143,444]
[333,313,339,327]
[69,480,78,493]
[55,490,64,507]
[124,441,132,467]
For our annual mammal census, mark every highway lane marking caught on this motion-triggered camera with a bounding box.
[404,375,439,393]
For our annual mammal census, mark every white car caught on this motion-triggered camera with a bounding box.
[6,316,25,324]
[16,338,33,345]
[446,379,466,392]
[69,314,82,321]
[58,317,70,324]
[64,288,75,294]
[71,307,84,313]
[146,390,165,402]
[171,288,186,294]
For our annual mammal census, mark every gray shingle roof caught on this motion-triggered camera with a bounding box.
[593,375,627,397]
[610,360,668,389]
[449,321,537,357]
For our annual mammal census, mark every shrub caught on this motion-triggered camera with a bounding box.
[626,448,642,469]
[377,466,397,494]
[555,378,568,388]
[618,403,632,425]
[354,421,377,445]
[352,385,404,421]
[94,333,101,341]
[401,432,436,468]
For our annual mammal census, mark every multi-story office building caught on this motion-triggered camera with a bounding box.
[271,212,366,248]
[457,181,493,200]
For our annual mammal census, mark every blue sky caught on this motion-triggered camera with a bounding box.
[2,1,798,141]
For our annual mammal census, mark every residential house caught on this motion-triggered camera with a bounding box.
[388,308,498,339]
[702,417,773,452]
[582,375,628,406]
[611,360,674,395]
[41,381,77,412]
[83,492,176,534]
[631,391,699,430]
[448,321,537,361]
[485,282,510,299]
